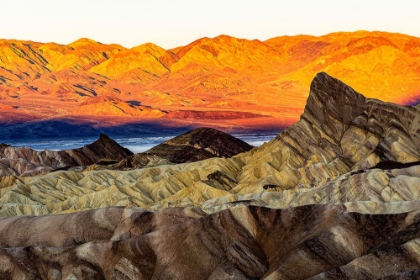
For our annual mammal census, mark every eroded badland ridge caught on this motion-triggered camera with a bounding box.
[0,73,420,278]
[0,127,252,177]
[0,133,133,176]
[1,31,420,137]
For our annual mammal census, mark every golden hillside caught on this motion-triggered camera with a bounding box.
[0,31,419,129]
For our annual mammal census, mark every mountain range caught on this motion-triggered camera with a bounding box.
[1,31,420,138]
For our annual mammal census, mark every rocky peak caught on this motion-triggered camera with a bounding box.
[71,133,133,164]
[0,134,133,176]
[242,72,420,190]
[146,127,253,163]
[303,72,366,142]
[305,72,420,164]
[97,133,115,143]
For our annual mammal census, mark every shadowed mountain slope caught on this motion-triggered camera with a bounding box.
[0,128,252,176]
[0,133,132,176]
[145,127,253,163]
[87,127,254,171]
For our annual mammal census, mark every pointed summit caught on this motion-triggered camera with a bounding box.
[304,72,366,127]
[146,127,253,163]
[84,133,133,160]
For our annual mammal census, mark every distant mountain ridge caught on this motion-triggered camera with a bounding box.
[1,31,420,134]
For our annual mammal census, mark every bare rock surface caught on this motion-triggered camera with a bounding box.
[0,127,252,177]
[0,134,133,176]
[1,205,420,279]
[88,127,253,172]
[145,127,253,163]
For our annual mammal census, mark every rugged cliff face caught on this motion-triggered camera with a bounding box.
[232,72,420,190]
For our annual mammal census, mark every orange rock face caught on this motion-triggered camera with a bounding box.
[0,31,419,131]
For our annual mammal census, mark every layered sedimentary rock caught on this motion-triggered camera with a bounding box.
[0,133,132,176]
[88,153,172,172]
[2,205,420,279]
[202,163,420,213]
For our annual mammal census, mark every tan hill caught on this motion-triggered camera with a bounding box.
[1,31,420,133]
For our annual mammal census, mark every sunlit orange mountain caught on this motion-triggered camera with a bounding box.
[1,31,420,132]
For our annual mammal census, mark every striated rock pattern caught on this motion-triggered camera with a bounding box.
[88,153,173,171]
[2,205,420,279]
[145,127,253,163]
[0,133,132,176]
[202,164,420,213]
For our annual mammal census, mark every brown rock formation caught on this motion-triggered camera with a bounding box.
[145,127,253,163]
[0,128,253,176]
[0,133,132,176]
[88,127,253,172]
[1,205,420,279]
